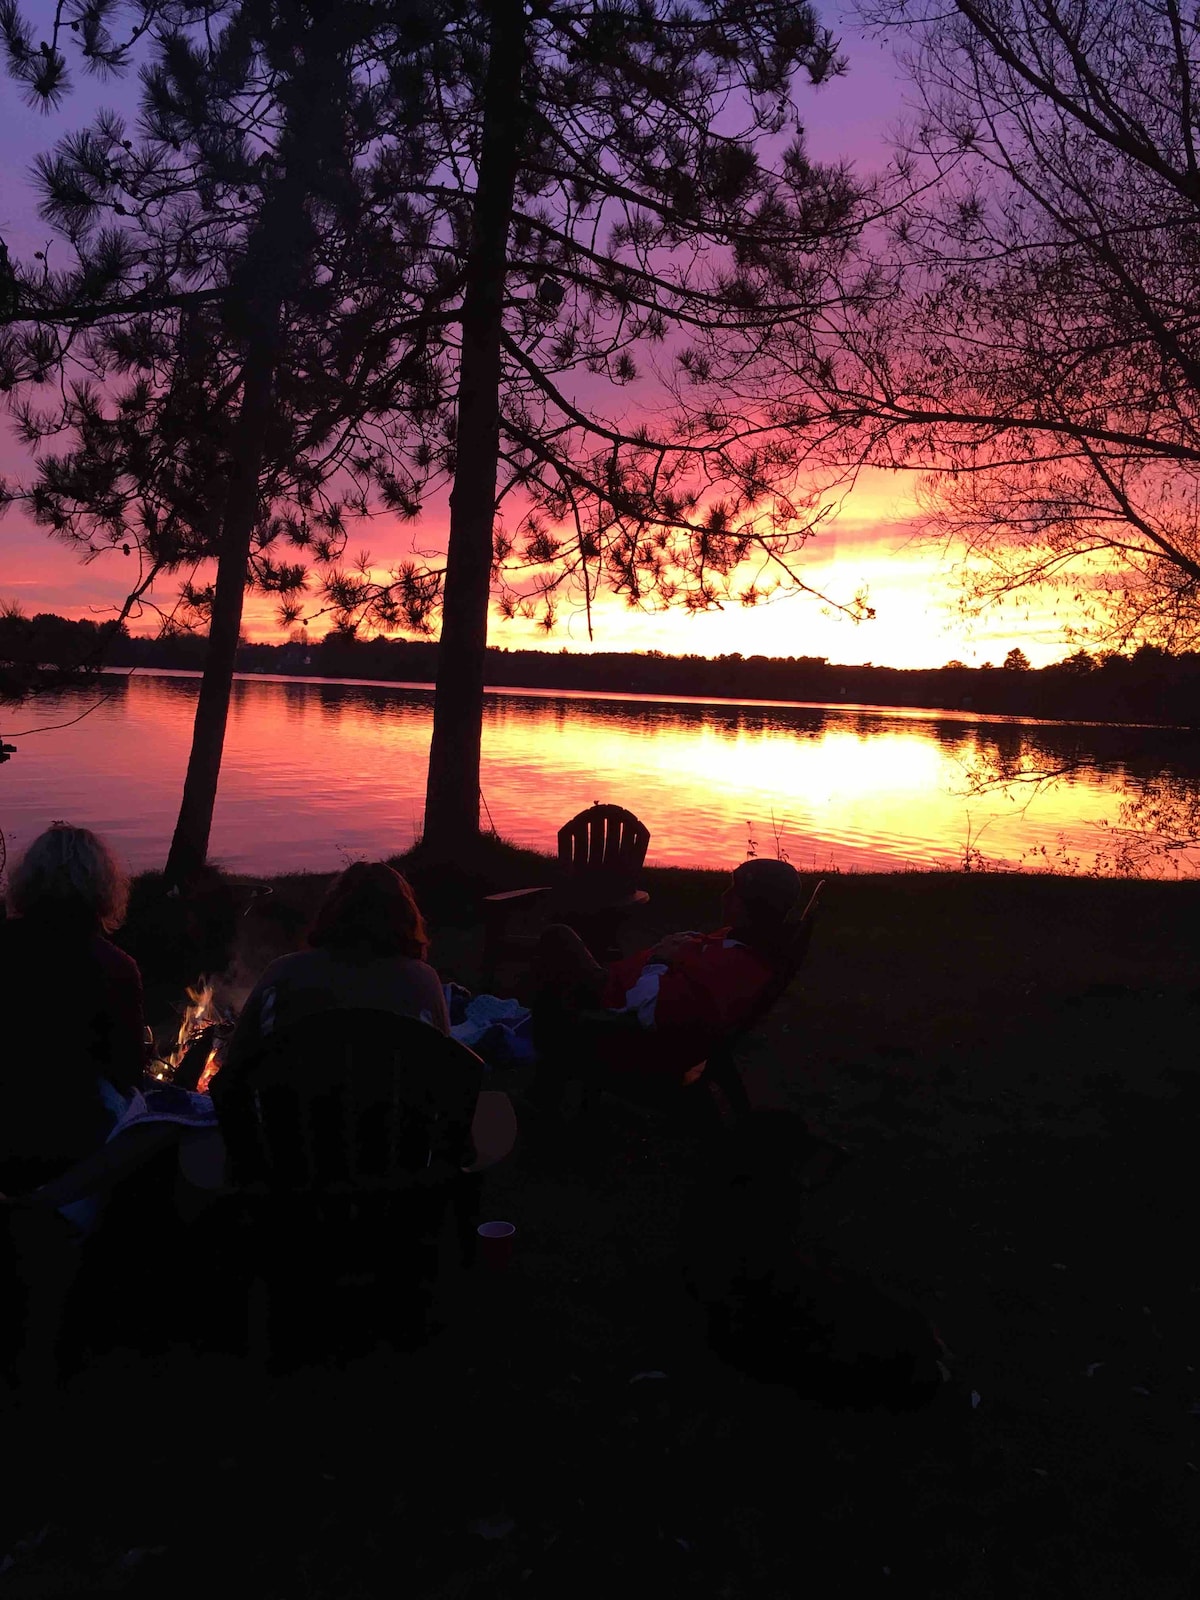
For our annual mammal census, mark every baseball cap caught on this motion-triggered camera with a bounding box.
[731,858,802,921]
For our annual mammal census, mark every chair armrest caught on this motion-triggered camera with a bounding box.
[23,1124,181,1210]
[484,886,552,904]
[558,887,649,914]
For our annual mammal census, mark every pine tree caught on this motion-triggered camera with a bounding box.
[4,0,872,867]
[1,0,458,884]
[354,0,870,854]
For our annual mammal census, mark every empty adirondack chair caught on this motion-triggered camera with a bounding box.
[210,1010,485,1356]
[482,803,651,982]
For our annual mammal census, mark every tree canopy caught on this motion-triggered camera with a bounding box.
[3,0,880,859]
[0,0,456,637]
[770,0,1200,652]
[2,0,872,640]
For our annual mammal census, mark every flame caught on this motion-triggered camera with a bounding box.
[151,978,220,1082]
[168,980,216,1068]
[148,976,239,1087]
[195,1045,221,1094]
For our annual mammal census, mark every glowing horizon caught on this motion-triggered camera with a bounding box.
[0,462,1080,668]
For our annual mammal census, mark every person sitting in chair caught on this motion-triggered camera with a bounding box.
[213,861,515,1176]
[0,824,145,1196]
[529,857,805,1084]
[218,862,450,1083]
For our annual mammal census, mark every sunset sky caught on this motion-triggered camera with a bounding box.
[0,7,1073,669]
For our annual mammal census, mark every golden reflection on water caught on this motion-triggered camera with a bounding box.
[0,670,1193,876]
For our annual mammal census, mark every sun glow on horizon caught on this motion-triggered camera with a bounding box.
[0,479,1087,669]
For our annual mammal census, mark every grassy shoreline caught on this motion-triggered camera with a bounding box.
[129,845,1200,1092]
[140,842,1200,999]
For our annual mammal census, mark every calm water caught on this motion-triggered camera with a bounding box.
[1,669,1195,876]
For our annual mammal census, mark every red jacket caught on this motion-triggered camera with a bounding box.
[601,930,776,1080]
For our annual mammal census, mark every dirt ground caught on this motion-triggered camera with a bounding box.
[4,864,1198,1596]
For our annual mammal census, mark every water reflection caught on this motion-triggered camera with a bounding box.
[2,669,1198,877]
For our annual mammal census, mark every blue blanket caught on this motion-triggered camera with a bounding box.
[446,989,535,1070]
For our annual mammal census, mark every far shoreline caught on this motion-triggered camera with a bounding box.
[99,664,1184,735]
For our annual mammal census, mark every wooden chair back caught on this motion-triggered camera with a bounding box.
[752,878,825,1020]
[557,804,651,889]
[700,879,825,1118]
[213,1010,483,1196]
[481,804,652,981]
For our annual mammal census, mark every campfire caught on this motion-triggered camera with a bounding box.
[152,979,236,1091]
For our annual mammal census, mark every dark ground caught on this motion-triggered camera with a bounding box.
[3,862,1199,1597]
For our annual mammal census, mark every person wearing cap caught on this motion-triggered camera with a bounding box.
[529,858,804,1084]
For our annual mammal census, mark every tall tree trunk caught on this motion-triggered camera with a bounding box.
[422,0,528,859]
[163,326,278,889]
[162,27,343,891]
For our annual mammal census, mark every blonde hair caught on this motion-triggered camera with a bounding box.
[7,823,129,932]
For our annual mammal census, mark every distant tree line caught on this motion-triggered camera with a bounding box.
[20,614,1185,727]
[0,606,126,702]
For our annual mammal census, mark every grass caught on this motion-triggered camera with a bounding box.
[7,852,1200,1596]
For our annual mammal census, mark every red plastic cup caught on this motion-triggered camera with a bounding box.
[476,1220,516,1272]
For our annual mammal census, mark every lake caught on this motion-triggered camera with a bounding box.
[1,669,1196,877]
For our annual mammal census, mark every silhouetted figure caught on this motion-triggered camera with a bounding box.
[217,861,450,1087]
[0,824,144,1194]
[529,858,803,1084]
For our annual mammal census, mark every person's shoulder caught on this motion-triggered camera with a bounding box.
[404,957,443,983]
[391,956,446,997]
[0,917,28,978]
[254,949,316,984]
[0,914,47,951]
[94,934,143,983]
[228,949,319,1005]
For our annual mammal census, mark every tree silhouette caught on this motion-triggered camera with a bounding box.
[1,0,456,883]
[792,0,1200,656]
[349,0,873,853]
[2,0,873,867]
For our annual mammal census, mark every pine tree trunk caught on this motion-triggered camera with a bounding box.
[421,0,528,859]
[162,28,343,891]
[163,333,277,890]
